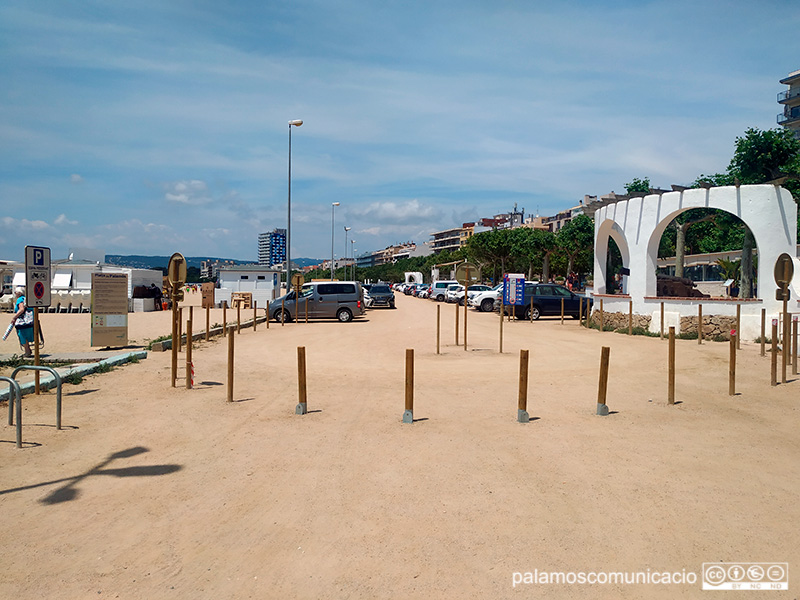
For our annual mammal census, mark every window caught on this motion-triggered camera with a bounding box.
[553,286,572,297]
[257,275,265,280]
[241,275,249,280]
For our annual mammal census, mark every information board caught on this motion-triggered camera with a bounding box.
[503,273,525,306]
[25,245,51,308]
[91,272,129,347]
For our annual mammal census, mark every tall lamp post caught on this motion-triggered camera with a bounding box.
[330,202,340,280]
[287,119,303,292]
[343,226,351,281]
[350,239,356,281]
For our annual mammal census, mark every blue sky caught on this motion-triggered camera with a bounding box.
[1,0,799,263]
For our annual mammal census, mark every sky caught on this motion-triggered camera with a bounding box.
[2,0,799,263]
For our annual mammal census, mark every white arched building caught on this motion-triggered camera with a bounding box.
[592,184,797,340]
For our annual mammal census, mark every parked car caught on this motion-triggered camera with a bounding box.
[429,280,459,302]
[454,284,492,306]
[367,283,395,308]
[469,283,504,312]
[445,284,463,303]
[269,281,365,323]
[499,283,592,320]
[419,285,431,299]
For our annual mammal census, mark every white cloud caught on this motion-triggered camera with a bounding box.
[54,213,78,226]
[349,199,441,225]
[69,174,83,184]
[2,216,51,230]
[163,180,211,205]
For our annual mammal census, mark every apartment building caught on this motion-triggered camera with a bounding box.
[778,68,800,139]
[257,228,287,267]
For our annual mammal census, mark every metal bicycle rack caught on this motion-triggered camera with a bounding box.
[10,365,63,433]
[1,377,23,448]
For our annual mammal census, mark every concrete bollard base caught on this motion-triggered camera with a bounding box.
[517,409,530,423]
[295,403,307,415]
[596,403,609,416]
[402,410,413,424]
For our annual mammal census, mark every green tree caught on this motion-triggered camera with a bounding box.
[624,177,651,194]
[556,214,594,275]
[724,128,799,297]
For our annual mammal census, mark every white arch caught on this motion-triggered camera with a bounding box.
[592,185,796,316]
[595,219,631,295]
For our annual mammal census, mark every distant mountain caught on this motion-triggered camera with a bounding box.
[105,255,322,270]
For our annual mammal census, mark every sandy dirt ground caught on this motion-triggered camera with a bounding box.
[2,292,799,599]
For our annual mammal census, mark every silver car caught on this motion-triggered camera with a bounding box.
[269,281,365,322]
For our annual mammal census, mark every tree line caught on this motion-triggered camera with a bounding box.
[306,127,800,290]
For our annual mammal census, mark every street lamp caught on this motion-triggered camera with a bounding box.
[330,202,340,280]
[287,119,303,292]
[350,239,356,280]
[344,226,351,280]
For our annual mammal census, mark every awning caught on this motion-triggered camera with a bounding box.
[52,272,73,289]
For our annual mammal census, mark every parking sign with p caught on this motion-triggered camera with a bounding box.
[25,245,51,308]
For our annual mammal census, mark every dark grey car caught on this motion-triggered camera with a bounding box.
[368,283,395,308]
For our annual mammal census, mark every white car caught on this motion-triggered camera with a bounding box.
[468,283,504,312]
[445,284,463,303]
[454,284,493,306]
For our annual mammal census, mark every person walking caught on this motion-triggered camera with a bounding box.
[9,286,34,357]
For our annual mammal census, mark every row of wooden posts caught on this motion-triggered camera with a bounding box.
[170,295,318,393]
[171,295,797,411]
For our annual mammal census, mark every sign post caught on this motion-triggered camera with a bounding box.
[25,246,51,395]
[168,253,186,387]
[455,262,479,351]
[774,253,794,384]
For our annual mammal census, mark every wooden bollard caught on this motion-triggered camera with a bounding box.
[296,346,307,414]
[222,301,227,336]
[227,325,234,402]
[436,305,441,355]
[782,305,789,384]
[518,349,530,423]
[455,303,459,346]
[628,300,632,335]
[237,303,241,334]
[205,305,210,342]
[171,301,178,387]
[185,318,193,390]
[402,349,414,423]
[281,297,285,327]
[735,304,741,350]
[596,346,610,415]
[668,326,675,405]
[499,302,504,354]
[793,317,798,376]
[660,302,664,340]
[729,330,736,396]
[599,299,604,331]
[698,304,703,344]
[531,294,535,323]
[771,319,778,387]
[760,308,766,357]
[178,307,183,352]
[463,292,468,351]
[560,297,564,325]
[253,301,257,332]
[305,298,309,323]
[578,297,583,324]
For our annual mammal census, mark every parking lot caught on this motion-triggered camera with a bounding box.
[2,291,800,598]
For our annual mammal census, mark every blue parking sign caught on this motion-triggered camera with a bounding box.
[503,274,525,306]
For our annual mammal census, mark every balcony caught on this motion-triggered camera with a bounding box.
[778,88,800,104]
[777,107,800,125]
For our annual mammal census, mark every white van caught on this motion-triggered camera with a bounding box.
[429,280,459,302]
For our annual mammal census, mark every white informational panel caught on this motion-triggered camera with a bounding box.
[25,245,51,308]
[91,272,129,347]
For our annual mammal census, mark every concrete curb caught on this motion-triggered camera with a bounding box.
[0,351,148,401]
